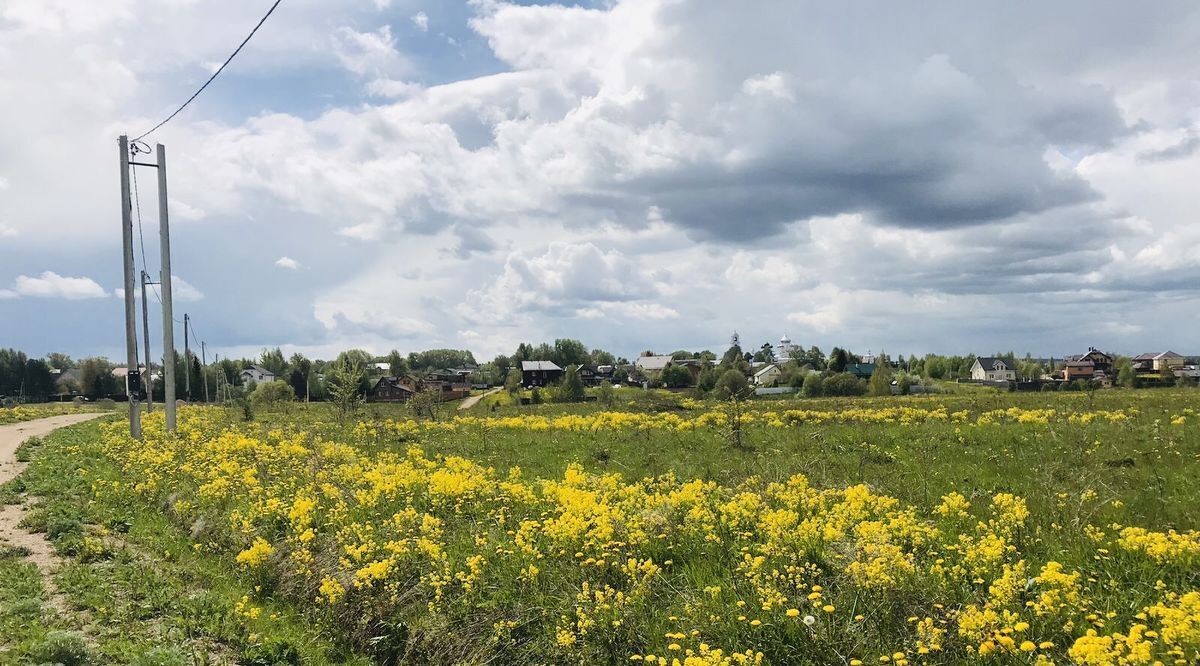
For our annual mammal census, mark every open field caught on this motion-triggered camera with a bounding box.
[0,403,109,426]
[2,389,1198,664]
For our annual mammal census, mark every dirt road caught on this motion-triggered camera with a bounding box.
[458,387,501,410]
[0,412,109,487]
[0,412,109,595]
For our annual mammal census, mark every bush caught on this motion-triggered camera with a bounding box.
[713,369,750,400]
[250,380,295,408]
[800,372,824,397]
[660,364,693,389]
[131,647,188,666]
[30,630,90,666]
[824,372,867,396]
[554,366,586,402]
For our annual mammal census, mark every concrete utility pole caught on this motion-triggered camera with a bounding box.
[157,143,177,432]
[140,271,153,412]
[184,313,191,402]
[201,341,210,403]
[118,136,142,439]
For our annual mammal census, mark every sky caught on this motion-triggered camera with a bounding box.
[1,1,1199,364]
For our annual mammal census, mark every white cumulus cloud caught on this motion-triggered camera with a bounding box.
[7,271,108,299]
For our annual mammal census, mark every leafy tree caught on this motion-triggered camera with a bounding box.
[613,367,630,384]
[555,365,586,402]
[868,360,893,397]
[896,374,913,395]
[828,348,849,373]
[801,372,824,397]
[250,380,295,409]
[824,373,867,396]
[596,380,615,407]
[714,369,751,401]
[407,349,477,371]
[504,367,522,394]
[1117,360,1137,388]
[326,358,366,423]
[530,387,544,405]
[78,357,118,399]
[660,364,693,388]
[720,344,744,368]
[259,347,287,377]
[386,349,409,377]
[552,339,589,369]
[589,349,616,366]
[697,366,721,394]
[45,353,74,371]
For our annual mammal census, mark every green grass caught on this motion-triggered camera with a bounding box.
[0,420,370,665]
[5,388,1200,664]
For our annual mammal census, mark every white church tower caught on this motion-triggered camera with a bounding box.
[776,333,795,363]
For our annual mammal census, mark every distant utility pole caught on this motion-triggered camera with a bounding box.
[184,313,191,402]
[201,341,210,403]
[118,136,142,439]
[156,143,178,432]
[140,270,153,412]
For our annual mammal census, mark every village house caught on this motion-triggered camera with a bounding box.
[1061,347,1113,383]
[634,355,673,376]
[846,363,876,380]
[240,365,275,385]
[1131,351,1185,374]
[521,360,562,387]
[753,364,782,386]
[370,376,417,402]
[970,357,1016,382]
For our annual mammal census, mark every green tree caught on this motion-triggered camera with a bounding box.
[504,367,522,394]
[555,365,586,402]
[407,349,477,371]
[697,366,721,394]
[45,353,74,371]
[78,357,118,399]
[801,372,824,397]
[1117,360,1137,388]
[720,344,744,368]
[824,373,867,396]
[596,380,615,407]
[660,364,693,388]
[326,357,366,423]
[250,380,295,409]
[714,369,751,401]
[868,361,893,397]
[288,353,312,400]
[259,347,287,377]
[552,339,589,368]
[386,349,409,377]
[828,348,849,373]
[589,348,616,366]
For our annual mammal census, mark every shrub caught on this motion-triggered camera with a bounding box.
[131,647,188,666]
[800,372,824,397]
[30,630,90,666]
[713,369,750,400]
[824,372,867,396]
[250,380,295,408]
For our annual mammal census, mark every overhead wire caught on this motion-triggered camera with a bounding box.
[132,0,283,142]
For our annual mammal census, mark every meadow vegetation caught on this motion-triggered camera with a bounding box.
[2,388,1198,664]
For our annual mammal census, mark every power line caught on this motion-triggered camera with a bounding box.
[132,0,283,142]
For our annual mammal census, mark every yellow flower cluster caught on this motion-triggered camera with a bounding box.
[89,409,1198,664]
[353,405,1137,439]
[0,403,88,425]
